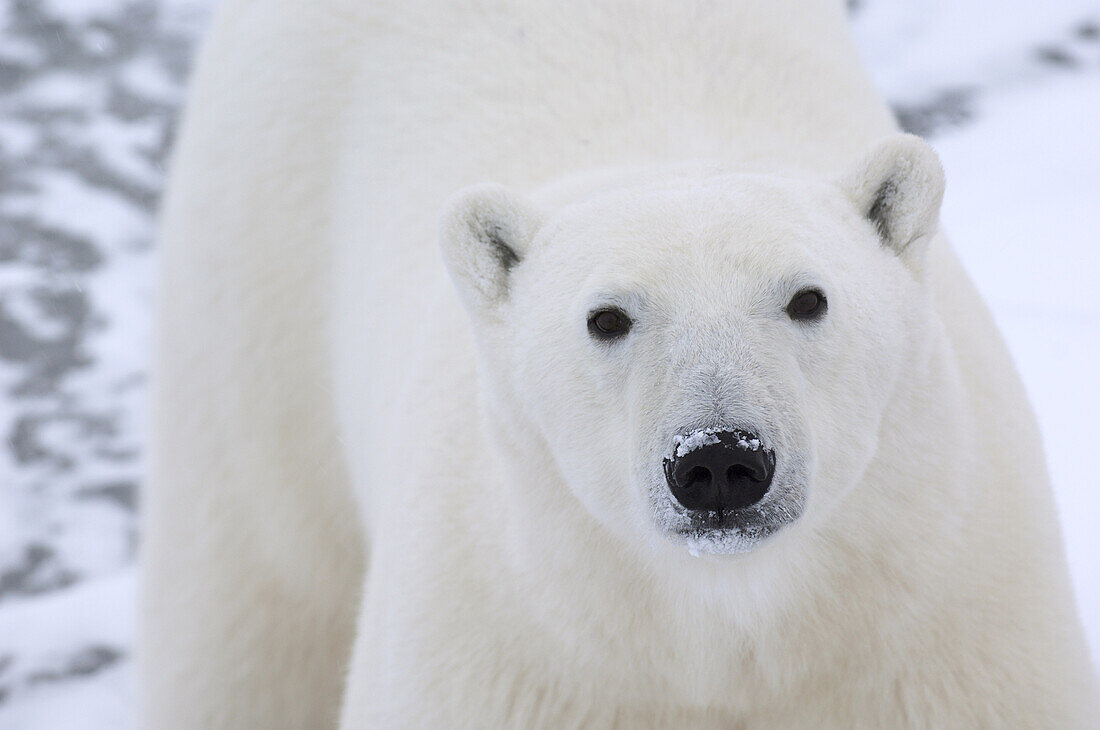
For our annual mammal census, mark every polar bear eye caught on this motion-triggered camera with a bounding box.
[787,288,827,321]
[587,307,632,340]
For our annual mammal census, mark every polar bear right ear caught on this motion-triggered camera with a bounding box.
[840,134,945,260]
[439,183,542,313]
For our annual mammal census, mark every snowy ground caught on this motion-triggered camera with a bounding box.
[0,0,1097,726]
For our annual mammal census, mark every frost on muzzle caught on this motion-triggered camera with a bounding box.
[663,427,776,525]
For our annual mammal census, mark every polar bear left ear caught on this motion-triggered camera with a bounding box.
[840,134,945,259]
[439,183,542,314]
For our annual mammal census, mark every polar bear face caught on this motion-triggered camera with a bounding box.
[440,135,944,556]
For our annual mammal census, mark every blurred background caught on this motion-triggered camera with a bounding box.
[0,0,1096,726]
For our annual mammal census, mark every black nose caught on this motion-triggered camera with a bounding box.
[663,430,775,513]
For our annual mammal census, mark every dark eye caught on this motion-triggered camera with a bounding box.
[587,307,632,340]
[787,289,827,321]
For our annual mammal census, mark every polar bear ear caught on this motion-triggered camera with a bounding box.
[439,183,541,312]
[840,134,945,259]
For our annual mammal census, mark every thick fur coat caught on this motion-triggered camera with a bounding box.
[140,1,1099,727]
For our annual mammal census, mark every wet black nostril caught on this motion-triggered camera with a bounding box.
[664,429,775,514]
[685,466,712,491]
[727,464,756,482]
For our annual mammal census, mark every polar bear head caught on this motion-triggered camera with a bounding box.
[440,134,944,557]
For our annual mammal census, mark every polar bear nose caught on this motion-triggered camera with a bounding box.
[663,430,775,513]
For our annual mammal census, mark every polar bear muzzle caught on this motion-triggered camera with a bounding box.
[663,428,775,520]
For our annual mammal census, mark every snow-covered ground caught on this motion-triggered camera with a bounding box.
[0,1,205,726]
[0,0,1096,726]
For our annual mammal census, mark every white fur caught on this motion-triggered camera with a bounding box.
[140,1,1099,727]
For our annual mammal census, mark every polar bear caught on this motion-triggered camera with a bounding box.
[140,0,1098,727]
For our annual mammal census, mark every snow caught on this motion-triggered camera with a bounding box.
[737,436,761,452]
[0,570,135,730]
[0,0,1097,725]
[674,428,763,457]
[1,170,149,246]
[40,0,140,25]
[852,0,1100,102]
[674,428,723,456]
[0,0,199,724]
